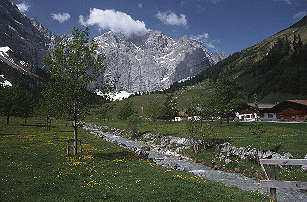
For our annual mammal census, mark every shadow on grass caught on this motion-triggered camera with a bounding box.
[21,124,56,128]
[56,130,74,133]
[93,151,136,161]
[0,133,18,136]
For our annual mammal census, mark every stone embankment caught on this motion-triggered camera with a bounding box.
[83,122,307,202]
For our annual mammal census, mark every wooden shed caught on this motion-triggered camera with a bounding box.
[272,100,307,121]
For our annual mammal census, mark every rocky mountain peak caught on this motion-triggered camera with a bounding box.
[94,30,226,93]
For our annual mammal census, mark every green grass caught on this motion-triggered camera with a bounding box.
[0,117,268,201]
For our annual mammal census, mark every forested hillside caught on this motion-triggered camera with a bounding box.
[169,16,307,101]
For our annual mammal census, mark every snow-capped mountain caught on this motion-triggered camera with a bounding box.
[0,0,226,92]
[94,31,226,92]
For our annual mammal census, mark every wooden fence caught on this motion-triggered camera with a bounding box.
[259,159,307,201]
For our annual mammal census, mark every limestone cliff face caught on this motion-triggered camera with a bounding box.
[94,31,226,92]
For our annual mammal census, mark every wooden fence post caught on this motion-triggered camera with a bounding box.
[270,165,277,202]
[79,140,82,153]
[66,140,70,156]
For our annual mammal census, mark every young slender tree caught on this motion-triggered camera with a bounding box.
[43,27,115,155]
[161,94,178,119]
[212,76,245,125]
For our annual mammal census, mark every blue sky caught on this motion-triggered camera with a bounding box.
[13,0,307,55]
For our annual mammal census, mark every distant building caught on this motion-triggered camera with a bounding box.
[272,100,307,121]
[236,103,276,121]
[236,100,307,122]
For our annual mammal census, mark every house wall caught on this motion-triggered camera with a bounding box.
[274,102,307,121]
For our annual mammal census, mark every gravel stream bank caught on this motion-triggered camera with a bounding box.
[83,122,307,202]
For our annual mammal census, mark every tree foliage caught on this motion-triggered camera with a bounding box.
[43,27,114,155]
[0,85,34,125]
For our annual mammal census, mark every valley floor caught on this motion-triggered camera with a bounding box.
[0,117,268,201]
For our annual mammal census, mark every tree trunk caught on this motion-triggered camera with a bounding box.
[6,115,10,125]
[45,116,49,131]
[48,119,51,131]
[24,117,27,125]
[73,121,78,155]
[227,117,230,125]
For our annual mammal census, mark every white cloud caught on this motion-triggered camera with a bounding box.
[50,12,71,23]
[207,42,216,49]
[79,8,148,36]
[156,11,187,26]
[293,11,307,20]
[138,3,143,8]
[273,0,292,5]
[16,2,30,13]
[190,33,209,41]
[190,33,220,50]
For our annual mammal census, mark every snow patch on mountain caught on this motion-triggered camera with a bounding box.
[0,46,11,53]
[96,90,132,101]
[0,75,12,87]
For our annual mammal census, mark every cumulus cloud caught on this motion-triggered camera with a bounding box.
[79,9,148,36]
[156,11,187,26]
[50,12,71,23]
[293,11,307,20]
[16,2,30,13]
[138,3,143,8]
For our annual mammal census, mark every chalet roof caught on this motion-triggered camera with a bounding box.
[288,100,307,106]
[247,103,276,109]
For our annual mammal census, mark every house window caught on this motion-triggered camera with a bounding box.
[246,115,250,118]
[268,113,273,118]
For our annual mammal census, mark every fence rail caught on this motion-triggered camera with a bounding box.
[260,180,307,190]
[259,158,307,201]
[260,159,307,166]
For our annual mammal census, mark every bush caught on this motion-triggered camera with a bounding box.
[127,114,142,139]
[117,100,135,120]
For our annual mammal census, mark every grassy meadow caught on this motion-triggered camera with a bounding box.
[87,114,307,182]
[0,117,269,201]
